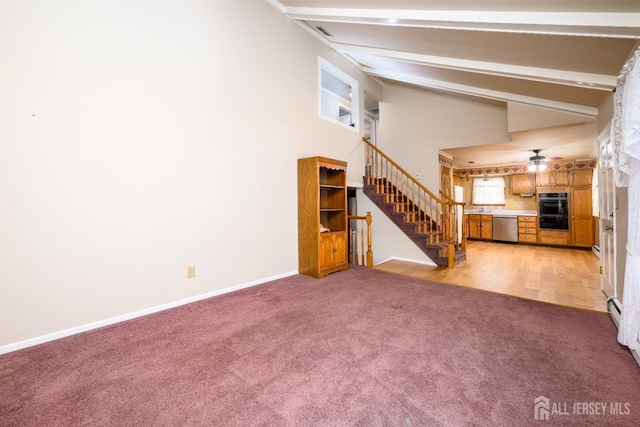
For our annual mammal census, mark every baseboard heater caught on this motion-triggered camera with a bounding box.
[608,297,621,327]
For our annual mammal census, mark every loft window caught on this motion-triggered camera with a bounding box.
[318,58,359,131]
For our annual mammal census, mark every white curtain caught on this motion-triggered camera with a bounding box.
[472,177,505,205]
[614,48,640,350]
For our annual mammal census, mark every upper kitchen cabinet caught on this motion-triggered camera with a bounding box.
[569,169,593,187]
[537,170,569,187]
[511,174,536,194]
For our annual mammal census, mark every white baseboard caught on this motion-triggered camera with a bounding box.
[0,270,298,355]
[375,256,437,267]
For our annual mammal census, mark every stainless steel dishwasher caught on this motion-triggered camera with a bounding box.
[492,215,518,242]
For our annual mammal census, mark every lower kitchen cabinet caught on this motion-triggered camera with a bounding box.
[518,216,537,243]
[468,214,493,240]
[480,216,493,240]
[539,229,570,246]
[468,216,480,239]
[572,219,594,247]
[465,209,592,249]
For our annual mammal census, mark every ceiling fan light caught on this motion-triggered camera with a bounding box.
[527,149,549,172]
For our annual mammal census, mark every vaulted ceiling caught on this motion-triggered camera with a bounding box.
[270,0,640,167]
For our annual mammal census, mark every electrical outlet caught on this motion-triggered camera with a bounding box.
[187,266,195,278]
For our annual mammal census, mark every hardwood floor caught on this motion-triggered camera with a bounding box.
[374,240,608,312]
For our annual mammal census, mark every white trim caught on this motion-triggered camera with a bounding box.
[276,2,615,115]
[318,112,360,132]
[598,122,618,301]
[375,256,437,267]
[333,42,616,90]
[263,0,286,13]
[284,8,640,38]
[0,270,298,355]
[347,181,364,189]
[364,68,599,117]
[320,86,350,104]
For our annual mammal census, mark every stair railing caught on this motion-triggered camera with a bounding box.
[363,137,466,268]
[348,212,373,267]
[439,190,468,253]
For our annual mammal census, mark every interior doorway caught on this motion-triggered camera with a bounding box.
[364,92,379,145]
[598,123,620,315]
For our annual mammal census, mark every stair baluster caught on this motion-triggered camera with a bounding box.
[348,212,373,267]
[361,137,466,268]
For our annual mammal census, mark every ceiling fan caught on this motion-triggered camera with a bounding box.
[528,149,549,172]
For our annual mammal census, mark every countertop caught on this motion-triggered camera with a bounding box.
[466,209,536,217]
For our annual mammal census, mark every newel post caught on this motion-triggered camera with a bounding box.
[447,202,455,269]
[366,212,373,267]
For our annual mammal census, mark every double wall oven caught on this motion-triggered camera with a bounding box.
[538,192,569,230]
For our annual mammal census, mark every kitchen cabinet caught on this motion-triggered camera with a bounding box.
[481,216,493,240]
[468,214,493,240]
[518,216,537,243]
[511,174,536,194]
[537,170,569,187]
[570,186,594,247]
[539,229,570,246]
[298,156,348,278]
[468,215,480,239]
[569,169,593,187]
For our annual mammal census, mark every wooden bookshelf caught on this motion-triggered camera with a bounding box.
[298,156,348,278]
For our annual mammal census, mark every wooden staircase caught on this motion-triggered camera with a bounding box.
[362,138,466,268]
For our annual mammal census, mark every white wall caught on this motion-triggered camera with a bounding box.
[356,191,434,266]
[378,82,510,192]
[0,0,382,347]
[361,83,509,262]
[507,103,594,133]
